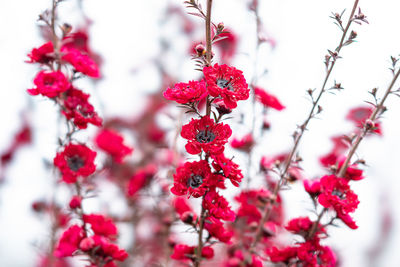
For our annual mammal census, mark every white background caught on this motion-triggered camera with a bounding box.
[0,0,400,266]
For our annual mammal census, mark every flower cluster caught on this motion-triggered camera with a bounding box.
[55,215,128,266]
[26,5,130,266]
[165,24,249,264]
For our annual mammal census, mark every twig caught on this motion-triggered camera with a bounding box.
[194,203,206,267]
[307,66,400,240]
[250,0,360,250]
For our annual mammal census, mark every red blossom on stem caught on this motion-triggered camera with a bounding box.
[53,143,96,183]
[61,47,100,78]
[26,41,54,64]
[27,70,70,98]
[212,153,243,187]
[163,80,207,104]
[254,86,285,111]
[203,63,249,109]
[62,87,102,129]
[95,129,133,163]
[170,160,216,198]
[181,115,232,155]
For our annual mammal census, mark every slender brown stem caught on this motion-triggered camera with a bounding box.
[337,68,400,178]
[194,3,213,265]
[247,1,262,188]
[194,203,206,267]
[205,0,213,66]
[307,66,400,240]
[50,0,61,70]
[250,0,360,250]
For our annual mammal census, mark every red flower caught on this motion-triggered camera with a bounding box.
[267,243,336,267]
[27,71,70,98]
[63,30,90,52]
[303,179,323,198]
[170,160,215,198]
[69,195,82,209]
[53,143,96,183]
[171,244,214,261]
[235,190,270,223]
[254,87,285,111]
[1,122,31,166]
[181,116,232,155]
[62,47,100,78]
[204,216,233,243]
[286,217,326,239]
[55,225,84,257]
[95,129,133,163]
[226,250,262,267]
[163,80,207,104]
[62,87,102,129]
[267,246,297,263]
[203,64,249,109]
[346,106,382,135]
[83,214,118,239]
[235,189,284,225]
[212,154,243,187]
[87,235,128,263]
[27,42,54,64]
[285,217,313,233]
[214,29,238,64]
[203,190,235,221]
[318,175,359,229]
[230,133,254,152]
[173,197,197,224]
[337,157,364,181]
[127,165,156,197]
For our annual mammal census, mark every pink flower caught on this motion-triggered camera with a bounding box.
[173,197,197,224]
[204,216,233,243]
[214,29,238,64]
[27,70,70,98]
[163,80,207,104]
[69,195,82,209]
[62,87,102,129]
[62,47,100,78]
[90,235,128,263]
[230,133,254,152]
[203,64,249,109]
[53,143,96,183]
[95,129,133,163]
[254,87,285,111]
[27,42,54,64]
[55,225,84,257]
[346,106,382,135]
[285,217,326,239]
[181,116,232,155]
[203,190,235,221]
[83,214,118,239]
[171,244,214,261]
[212,154,243,187]
[318,175,359,229]
[127,165,156,197]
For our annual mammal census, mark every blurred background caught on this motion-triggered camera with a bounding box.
[0,0,399,266]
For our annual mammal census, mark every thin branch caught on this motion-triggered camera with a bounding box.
[307,65,400,240]
[250,0,360,250]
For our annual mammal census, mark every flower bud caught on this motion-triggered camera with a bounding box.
[79,237,95,251]
[69,195,82,209]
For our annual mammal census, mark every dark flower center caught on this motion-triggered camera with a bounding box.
[216,78,234,91]
[67,155,85,171]
[187,174,203,188]
[196,130,216,143]
[332,190,345,199]
[44,77,55,86]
